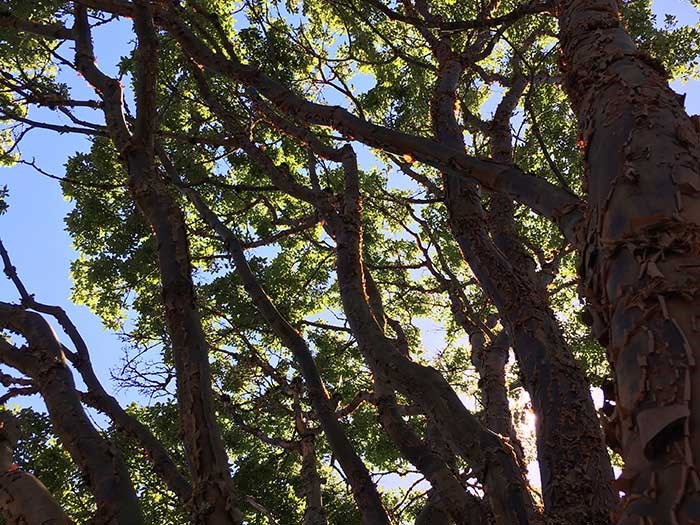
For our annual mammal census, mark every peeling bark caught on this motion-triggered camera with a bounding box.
[446,167,615,524]
[8,1,698,523]
[559,1,700,522]
[470,331,519,447]
[72,7,242,523]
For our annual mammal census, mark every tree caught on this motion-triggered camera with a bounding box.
[0,0,698,523]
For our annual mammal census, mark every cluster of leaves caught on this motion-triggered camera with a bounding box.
[0,0,697,522]
[623,0,700,81]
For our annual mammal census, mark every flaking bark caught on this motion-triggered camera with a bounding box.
[73,7,242,523]
[432,53,614,523]
[559,0,700,522]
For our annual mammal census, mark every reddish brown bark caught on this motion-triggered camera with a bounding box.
[0,305,143,524]
[470,331,518,444]
[187,119,490,521]
[0,471,74,525]
[73,7,242,523]
[374,377,485,524]
[446,164,616,524]
[194,94,532,520]
[480,74,538,458]
[0,10,74,39]
[122,151,240,524]
[12,2,700,522]
[0,412,73,525]
[413,214,524,461]
[432,53,615,522]
[0,470,74,525]
[559,1,700,522]
[161,147,391,525]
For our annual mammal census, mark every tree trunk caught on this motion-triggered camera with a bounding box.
[0,412,73,524]
[433,56,615,523]
[298,434,328,525]
[363,271,485,524]
[374,374,485,524]
[0,306,143,524]
[0,471,74,525]
[0,238,194,506]
[163,151,391,525]
[73,7,242,522]
[415,491,454,525]
[470,331,520,448]
[292,386,329,525]
[559,1,700,522]
[126,151,242,525]
[328,148,534,524]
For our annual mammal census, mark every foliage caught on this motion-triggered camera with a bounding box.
[0,0,697,523]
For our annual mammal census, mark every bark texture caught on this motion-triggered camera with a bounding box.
[73,7,242,523]
[559,0,700,522]
[414,491,453,525]
[364,271,485,524]
[327,147,534,525]
[7,2,699,523]
[0,236,193,506]
[0,305,142,524]
[292,389,329,525]
[162,147,390,525]
[100,0,583,240]
[433,54,615,523]
[0,471,74,525]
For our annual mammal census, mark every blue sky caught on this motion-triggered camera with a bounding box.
[0,20,137,407]
[0,1,698,414]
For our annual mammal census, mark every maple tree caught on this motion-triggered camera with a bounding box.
[0,0,699,523]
